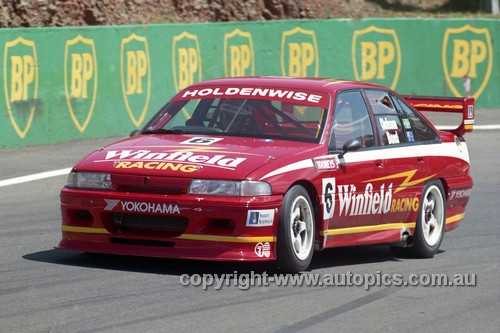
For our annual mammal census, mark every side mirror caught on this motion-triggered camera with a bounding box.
[339,138,362,158]
[130,130,140,137]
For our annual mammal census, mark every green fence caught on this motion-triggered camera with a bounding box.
[0,18,498,147]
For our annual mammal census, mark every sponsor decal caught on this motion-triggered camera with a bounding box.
[322,170,434,220]
[224,29,255,77]
[314,156,339,172]
[180,87,325,107]
[281,27,319,77]
[180,137,223,145]
[386,131,400,144]
[323,179,392,218]
[3,36,39,139]
[406,131,415,142]
[172,31,202,92]
[104,199,120,210]
[379,117,398,131]
[114,161,198,173]
[120,33,151,127]
[402,118,412,129]
[442,24,493,99]
[352,26,401,89]
[103,149,246,171]
[337,182,393,216]
[246,210,275,227]
[64,35,98,133]
[104,199,180,214]
[391,197,419,213]
[449,189,472,200]
[254,242,271,258]
[468,105,474,119]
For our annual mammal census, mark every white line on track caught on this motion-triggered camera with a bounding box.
[0,168,72,188]
[436,124,500,130]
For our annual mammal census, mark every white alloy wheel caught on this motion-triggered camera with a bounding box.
[277,185,316,272]
[421,185,444,247]
[289,195,314,260]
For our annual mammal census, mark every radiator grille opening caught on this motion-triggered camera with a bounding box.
[110,213,188,237]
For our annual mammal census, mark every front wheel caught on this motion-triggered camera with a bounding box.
[276,185,315,272]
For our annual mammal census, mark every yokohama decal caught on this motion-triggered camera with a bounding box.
[104,199,180,214]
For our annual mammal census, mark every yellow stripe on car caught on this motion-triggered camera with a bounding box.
[446,213,465,224]
[175,234,276,243]
[320,213,465,236]
[61,226,276,243]
[320,222,415,236]
[62,226,110,234]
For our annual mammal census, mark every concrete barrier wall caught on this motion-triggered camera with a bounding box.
[0,18,498,147]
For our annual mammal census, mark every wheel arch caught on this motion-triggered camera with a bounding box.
[286,179,320,232]
[437,177,449,201]
[287,180,318,208]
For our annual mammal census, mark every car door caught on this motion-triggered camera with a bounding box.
[363,89,431,227]
[324,90,388,236]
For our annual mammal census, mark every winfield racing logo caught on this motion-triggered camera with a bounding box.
[322,170,430,219]
[104,199,180,214]
[330,181,393,217]
[101,149,246,171]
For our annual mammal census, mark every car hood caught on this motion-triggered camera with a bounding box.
[73,134,322,180]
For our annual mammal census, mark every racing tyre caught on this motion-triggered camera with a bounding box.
[276,185,315,272]
[392,180,446,258]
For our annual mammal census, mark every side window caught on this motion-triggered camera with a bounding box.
[365,90,398,115]
[392,95,439,142]
[365,89,406,146]
[331,91,374,150]
[376,115,405,145]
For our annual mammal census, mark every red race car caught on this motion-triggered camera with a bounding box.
[59,77,474,272]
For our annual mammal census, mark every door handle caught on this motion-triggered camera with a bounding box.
[417,157,425,163]
[375,159,383,168]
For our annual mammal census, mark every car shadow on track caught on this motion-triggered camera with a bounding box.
[22,245,440,276]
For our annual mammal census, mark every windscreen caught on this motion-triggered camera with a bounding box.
[143,86,330,142]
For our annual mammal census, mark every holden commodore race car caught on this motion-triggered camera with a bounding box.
[59,77,474,272]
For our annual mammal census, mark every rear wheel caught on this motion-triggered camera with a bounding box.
[276,185,315,272]
[391,180,446,258]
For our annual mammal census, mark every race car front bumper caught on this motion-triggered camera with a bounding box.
[58,188,283,261]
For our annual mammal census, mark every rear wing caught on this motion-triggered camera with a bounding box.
[402,95,474,136]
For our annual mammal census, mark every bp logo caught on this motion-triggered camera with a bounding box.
[64,35,98,133]
[281,27,319,77]
[3,37,38,139]
[352,26,401,90]
[224,29,255,77]
[172,32,202,92]
[120,33,151,127]
[442,24,493,99]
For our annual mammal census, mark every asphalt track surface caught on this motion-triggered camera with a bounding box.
[1,110,499,332]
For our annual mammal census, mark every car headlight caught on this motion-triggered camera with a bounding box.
[188,179,271,196]
[66,171,112,189]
